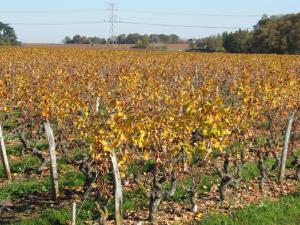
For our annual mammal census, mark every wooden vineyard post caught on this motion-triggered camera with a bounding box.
[44,120,59,201]
[278,112,295,184]
[0,124,12,181]
[72,201,76,225]
[96,97,100,113]
[111,150,123,225]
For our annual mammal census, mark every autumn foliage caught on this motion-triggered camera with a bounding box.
[1,47,300,223]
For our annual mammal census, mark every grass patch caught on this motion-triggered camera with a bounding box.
[6,144,23,155]
[11,198,96,225]
[0,178,49,199]
[168,175,220,203]
[34,141,49,150]
[123,188,148,211]
[0,168,84,200]
[11,208,70,225]
[0,155,40,177]
[240,162,259,180]
[200,194,300,225]
[10,156,40,173]
[2,117,18,130]
[59,170,85,188]
[127,160,155,176]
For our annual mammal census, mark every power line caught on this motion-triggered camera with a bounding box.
[10,21,106,26]
[117,9,262,17]
[8,20,251,30]
[0,9,107,14]
[117,21,251,29]
[0,8,264,17]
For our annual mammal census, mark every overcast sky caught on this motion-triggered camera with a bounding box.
[1,0,299,43]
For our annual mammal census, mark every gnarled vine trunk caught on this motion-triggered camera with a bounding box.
[148,164,177,221]
[296,163,300,181]
[257,152,267,193]
[149,185,164,222]
[218,155,240,201]
[15,126,49,173]
[189,176,198,212]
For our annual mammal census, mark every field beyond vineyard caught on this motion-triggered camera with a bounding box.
[1,48,300,224]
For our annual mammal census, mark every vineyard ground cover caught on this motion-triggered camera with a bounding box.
[200,192,300,225]
[0,131,299,224]
[0,111,299,224]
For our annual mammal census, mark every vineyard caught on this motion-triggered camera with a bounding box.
[1,48,300,224]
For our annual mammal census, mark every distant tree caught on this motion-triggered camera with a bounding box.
[72,35,82,44]
[117,34,127,44]
[252,13,300,54]
[64,35,106,44]
[64,33,182,46]
[88,36,106,44]
[191,13,300,54]
[158,34,169,43]
[64,36,72,44]
[0,22,19,45]
[128,33,181,44]
[168,34,180,44]
[251,15,282,53]
[222,30,253,53]
[196,34,224,52]
[80,36,90,44]
[107,38,112,44]
[149,34,160,43]
[126,33,143,44]
[133,36,150,49]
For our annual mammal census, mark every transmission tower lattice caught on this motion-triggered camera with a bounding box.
[107,3,118,45]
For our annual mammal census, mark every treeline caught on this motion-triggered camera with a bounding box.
[0,22,20,46]
[64,35,107,44]
[64,33,182,45]
[115,33,181,44]
[194,13,300,54]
